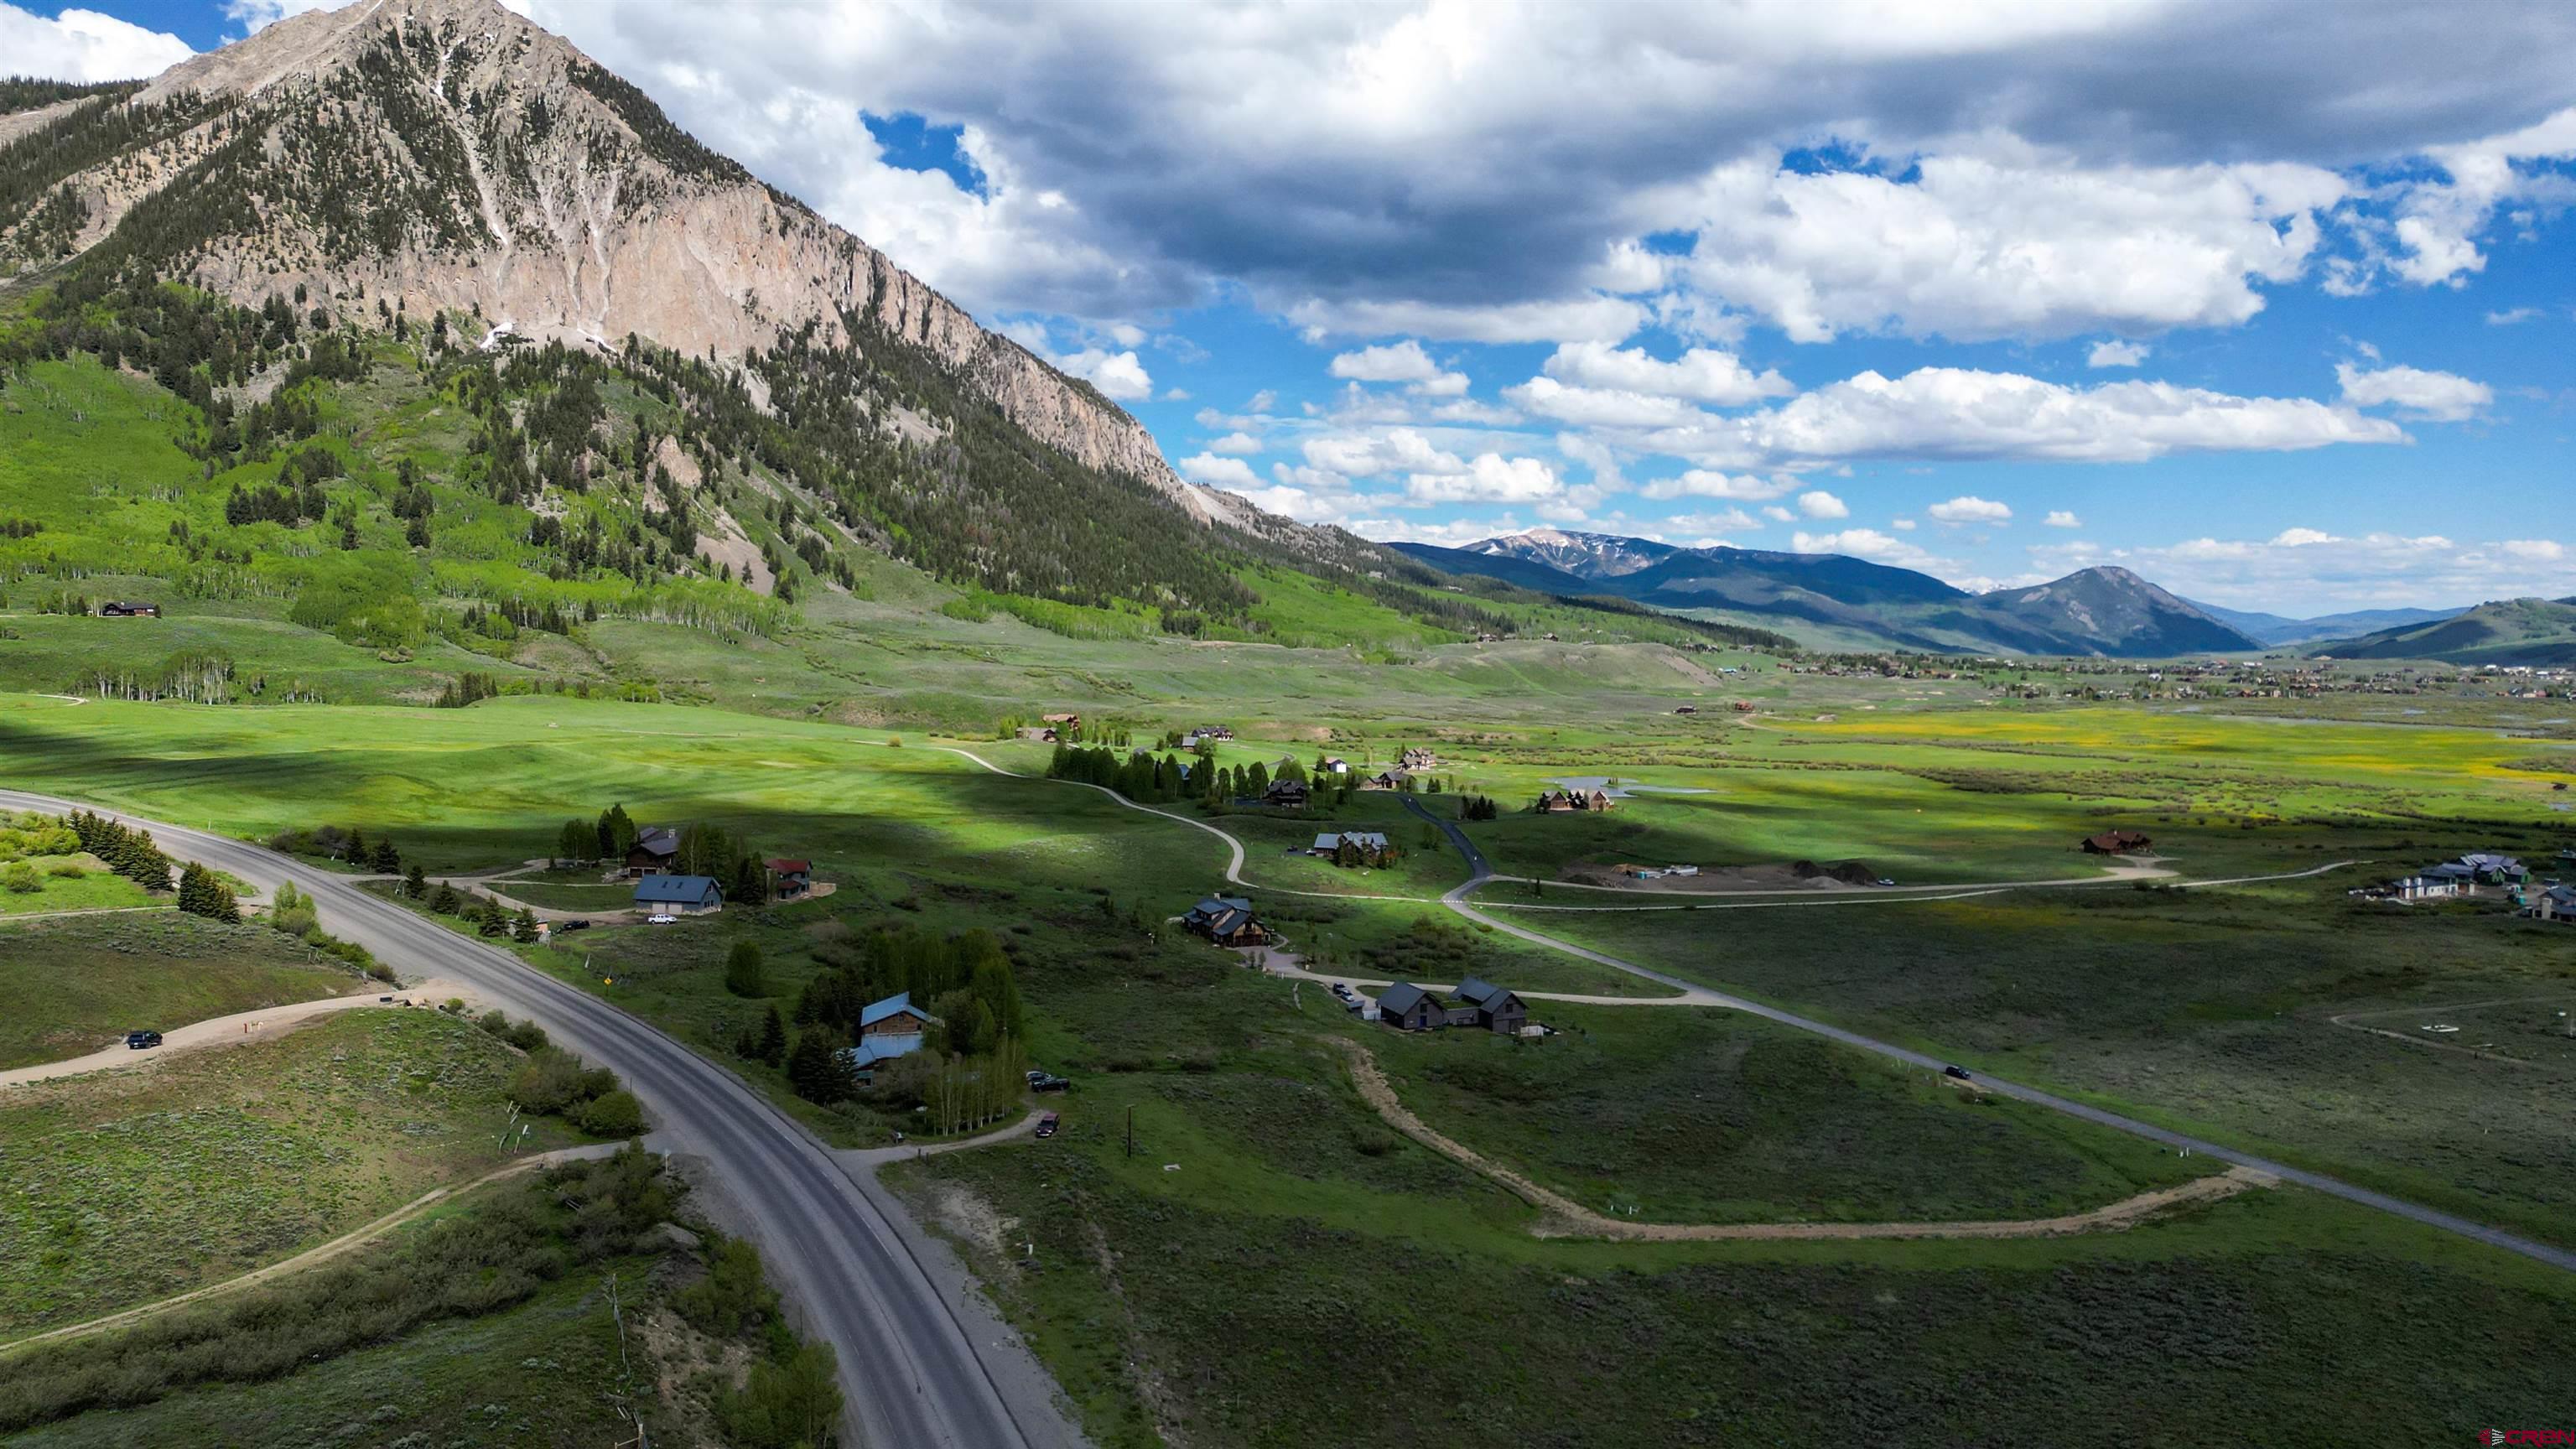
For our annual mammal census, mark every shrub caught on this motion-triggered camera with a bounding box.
[675,1236,776,1336]
[724,940,766,997]
[2,861,38,893]
[45,861,83,879]
[574,1088,644,1137]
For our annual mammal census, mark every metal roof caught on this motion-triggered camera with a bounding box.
[1376,981,1433,1016]
[632,874,720,903]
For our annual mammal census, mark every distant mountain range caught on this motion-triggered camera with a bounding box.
[1394,529,2264,657]
[2188,602,2464,647]
[2309,597,2576,665]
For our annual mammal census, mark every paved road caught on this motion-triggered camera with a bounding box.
[1397,797,2576,1274]
[0,791,1083,1449]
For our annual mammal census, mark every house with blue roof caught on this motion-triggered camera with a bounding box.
[632,874,723,914]
[834,991,941,1083]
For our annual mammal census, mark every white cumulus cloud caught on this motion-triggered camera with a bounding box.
[1538,340,1792,406]
[2086,340,2150,368]
[0,3,194,81]
[1928,495,2013,525]
[2334,362,2491,422]
[2044,510,2083,528]
[1055,347,1154,401]
[1177,453,1259,488]
[1796,489,1849,519]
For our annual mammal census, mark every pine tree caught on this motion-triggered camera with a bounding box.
[175,861,241,922]
[430,881,460,913]
[370,838,399,872]
[344,826,366,862]
[513,907,540,943]
[403,861,428,898]
[787,1029,846,1103]
[758,1005,787,1067]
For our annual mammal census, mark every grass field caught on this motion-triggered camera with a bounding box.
[1522,875,2576,1248]
[0,912,370,1068]
[1368,1004,2205,1223]
[0,1009,582,1336]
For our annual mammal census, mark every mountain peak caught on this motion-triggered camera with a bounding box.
[20,0,1276,532]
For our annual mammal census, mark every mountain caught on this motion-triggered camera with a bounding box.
[1464,527,1680,579]
[1392,532,2264,657]
[2309,597,2576,665]
[2190,601,2464,647]
[7,0,1752,685]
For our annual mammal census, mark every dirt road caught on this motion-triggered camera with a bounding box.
[0,982,475,1090]
[1327,1037,2267,1242]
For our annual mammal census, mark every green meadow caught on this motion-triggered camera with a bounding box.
[0,912,368,1068]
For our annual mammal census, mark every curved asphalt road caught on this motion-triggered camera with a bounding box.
[0,791,1082,1449]
[1399,797,2576,1274]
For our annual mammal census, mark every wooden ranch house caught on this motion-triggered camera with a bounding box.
[1535,789,1612,813]
[97,600,160,617]
[1184,895,1270,947]
[626,826,680,875]
[2080,830,2153,855]
[1452,977,1529,1035]
[1375,981,1447,1031]
[1263,779,1311,808]
[836,990,942,1082]
[1400,747,1439,770]
[764,857,813,898]
[633,873,723,915]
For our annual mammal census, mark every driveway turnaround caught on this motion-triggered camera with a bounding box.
[0,790,1083,1449]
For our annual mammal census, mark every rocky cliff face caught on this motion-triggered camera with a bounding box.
[5,0,1264,528]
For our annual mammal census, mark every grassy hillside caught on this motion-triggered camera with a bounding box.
[2314,596,2576,665]
[0,912,369,1068]
[0,1009,585,1336]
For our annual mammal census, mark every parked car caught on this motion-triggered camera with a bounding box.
[1874,877,1897,887]
[1030,1072,1073,1093]
[556,918,591,933]
[1035,1113,1060,1140]
[647,913,677,925]
[126,1030,163,1050]
[1943,1064,1972,1081]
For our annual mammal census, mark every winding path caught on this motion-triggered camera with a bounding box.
[0,789,1083,1449]
[1328,1036,2272,1242]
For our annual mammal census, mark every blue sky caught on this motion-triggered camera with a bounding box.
[9,0,2576,615]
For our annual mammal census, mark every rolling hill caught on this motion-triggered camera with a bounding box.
[1393,532,2263,657]
[2189,601,2463,647]
[2309,597,2576,665]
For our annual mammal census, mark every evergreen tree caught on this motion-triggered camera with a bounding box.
[403,861,428,898]
[430,880,460,913]
[787,1029,848,1103]
[344,826,366,862]
[369,838,400,872]
[175,861,242,922]
[758,1005,787,1067]
[512,907,540,943]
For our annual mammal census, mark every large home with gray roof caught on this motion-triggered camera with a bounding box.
[633,873,723,914]
[1375,981,1446,1031]
[1184,895,1270,947]
[1451,977,1528,1034]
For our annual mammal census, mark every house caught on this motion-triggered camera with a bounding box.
[1311,830,1392,863]
[2459,852,2527,885]
[1451,977,1528,1034]
[1376,981,1446,1031]
[836,990,942,1081]
[2389,874,2461,901]
[1400,747,1439,770]
[1042,712,1081,727]
[626,826,680,875]
[97,600,159,617]
[1263,779,1310,808]
[2080,830,2153,855]
[633,873,723,914]
[764,857,813,897]
[1536,789,1612,813]
[1363,768,1414,791]
[2529,884,2576,922]
[1184,895,1268,947]
[1320,756,1351,776]
[1016,726,1061,743]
